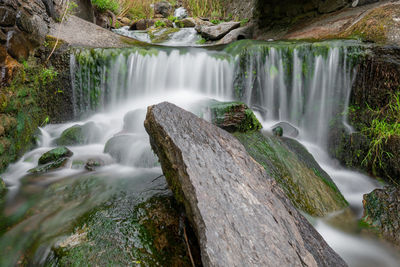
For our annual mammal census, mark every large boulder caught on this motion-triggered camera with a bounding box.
[362,186,400,247]
[144,102,347,266]
[195,21,240,40]
[129,19,156,31]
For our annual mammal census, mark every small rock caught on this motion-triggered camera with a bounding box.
[177,18,196,28]
[271,122,299,138]
[28,157,69,174]
[195,21,240,40]
[85,158,105,171]
[129,19,155,31]
[154,1,172,18]
[272,126,283,137]
[39,147,73,165]
[119,17,131,25]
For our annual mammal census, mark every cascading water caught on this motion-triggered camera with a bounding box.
[1,40,399,266]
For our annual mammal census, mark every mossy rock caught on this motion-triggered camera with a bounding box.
[204,100,262,133]
[0,177,6,195]
[341,4,400,45]
[56,122,100,146]
[148,28,180,43]
[28,157,69,174]
[38,147,73,165]
[233,131,349,217]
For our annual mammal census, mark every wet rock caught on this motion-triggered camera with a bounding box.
[203,100,262,133]
[144,102,347,266]
[0,177,6,195]
[149,27,180,43]
[154,1,172,18]
[342,3,400,45]
[28,157,69,174]
[234,131,349,217]
[123,109,146,133]
[317,0,347,13]
[195,21,240,40]
[85,158,105,171]
[129,19,156,31]
[38,147,73,165]
[177,18,196,28]
[56,122,101,146]
[0,7,16,27]
[216,25,254,44]
[104,134,157,168]
[272,122,299,138]
[272,126,283,137]
[362,186,400,247]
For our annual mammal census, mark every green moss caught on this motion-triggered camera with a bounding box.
[149,28,180,43]
[0,59,58,173]
[38,147,73,165]
[28,157,69,174]
[233,131,349,217]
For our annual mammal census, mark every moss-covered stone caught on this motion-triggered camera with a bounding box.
[38,147,73,165]
[56,122,99,146]
[362,186,400,247]
[28,157,69,174]
[148,28,180,43]
[234,131,349,217]
[207,101,262,133]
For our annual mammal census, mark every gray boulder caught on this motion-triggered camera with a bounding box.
[195,21,240,40]
[144,102,347,266]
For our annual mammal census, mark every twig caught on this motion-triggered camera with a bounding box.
[45,0,70,64]
[183,225,195,267]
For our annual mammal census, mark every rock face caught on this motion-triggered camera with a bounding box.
[56,122,101,146]
[144,102,347,266]
[362,186,400,247]
[196,22,240,40]
[0,0,51,84]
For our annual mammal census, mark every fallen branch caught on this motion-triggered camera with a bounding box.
[183,225,195,267]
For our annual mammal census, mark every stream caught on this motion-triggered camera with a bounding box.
[0,40,399,266]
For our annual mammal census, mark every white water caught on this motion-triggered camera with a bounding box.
[2,40,400,265]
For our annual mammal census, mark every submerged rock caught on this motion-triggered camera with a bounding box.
[38,147,73,165]
[85,158,105,171]
[56,122,101,146]
[123,109,146,133]
[144,102,347,266]
[149,28,180,43]
[104,134,158,168]
[28,157,69,174]
[204,101,262,133]
[234,131,349,217]
[272,126,283,137]
[195,21,240,40]
[362,186,400,247]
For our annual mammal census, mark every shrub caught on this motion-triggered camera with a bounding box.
[92,0,119,13]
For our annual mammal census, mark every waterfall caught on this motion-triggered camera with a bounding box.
[71,40,363,148]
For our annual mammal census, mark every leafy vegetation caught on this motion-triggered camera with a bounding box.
[92,0,120,13]
[362,91,400,182]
